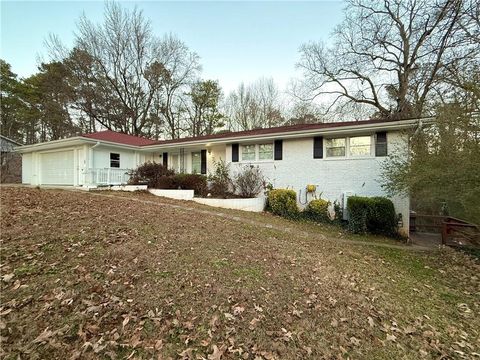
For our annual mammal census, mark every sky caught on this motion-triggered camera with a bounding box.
[1,1,344,93]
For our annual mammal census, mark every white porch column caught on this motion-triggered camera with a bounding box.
[88,145,94,185]
[73,148,79,186]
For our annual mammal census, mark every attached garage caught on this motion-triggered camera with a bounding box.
[40,150,74,185]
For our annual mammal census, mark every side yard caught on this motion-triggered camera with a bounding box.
[1,187,479,359]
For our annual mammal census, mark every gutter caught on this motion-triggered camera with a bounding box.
[13,117,436,153]
[15,137,143,153]
[142,118,432,151]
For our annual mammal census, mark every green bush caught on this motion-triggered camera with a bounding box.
[173,174,207,196]
[347,196,397,235]
[128,162,174,188]
[267,189,299,218]
[208,160,234,198]
[304,199,330,223]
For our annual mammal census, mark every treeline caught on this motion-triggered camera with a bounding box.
[1,0,479,146]
[0,4,322,145]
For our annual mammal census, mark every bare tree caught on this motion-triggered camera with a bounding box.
[225,78,285,131]
[46,4,201,138]
[156,34,201,139]
[224,83,253,131]
[297,0,477,119]
[71,3,173,136]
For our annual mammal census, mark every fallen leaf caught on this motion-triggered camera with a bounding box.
[208,344,225,360]
[233,305,244,315]
[224,313,235,321]
[386,334,397,342]
[368,316,374,327]
[2,273,14,283]
[350,336,360,346]
[33,328,54,343]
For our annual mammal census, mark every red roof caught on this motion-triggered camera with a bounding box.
[150,118,404,146]
[82,130,157,146]
[81,118,418,147]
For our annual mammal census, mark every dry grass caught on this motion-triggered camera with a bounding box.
[1,187,479,359]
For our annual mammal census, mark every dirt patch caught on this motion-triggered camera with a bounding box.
[1,187,479,359]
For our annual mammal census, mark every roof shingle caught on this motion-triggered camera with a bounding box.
[82,130,157,146]
[81,118,418,147]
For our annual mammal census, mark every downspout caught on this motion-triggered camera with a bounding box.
[413,119,423,136]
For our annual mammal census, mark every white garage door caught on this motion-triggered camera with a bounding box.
[40,151,74,185]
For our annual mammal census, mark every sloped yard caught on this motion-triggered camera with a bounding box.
[1,187,479,359]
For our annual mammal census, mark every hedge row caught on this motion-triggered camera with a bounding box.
[267,189,397,236]
[129,162,207,195]
[347,196,397,235]
[157,173,208,196]
[266,189,332,221]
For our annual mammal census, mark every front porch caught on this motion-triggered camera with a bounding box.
[83,168,131,186]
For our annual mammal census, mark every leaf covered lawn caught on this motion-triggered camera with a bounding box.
[1,187,479,359]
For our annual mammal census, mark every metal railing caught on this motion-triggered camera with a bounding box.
[84,168,131,185]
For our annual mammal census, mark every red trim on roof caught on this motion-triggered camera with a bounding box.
[82,130,157,146]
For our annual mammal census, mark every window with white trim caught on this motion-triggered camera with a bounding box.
[349,136,372,156]
[241,145,256,161]
[258,144,273,160]
[191,152,201,173]
[110,153,120,168]
[325,138,346,157]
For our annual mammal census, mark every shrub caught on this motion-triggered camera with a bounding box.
[208,160,234,198]
[304,199,330,223]
[128,162,174,188]
[331,200,345,225]
[156,175,177,190]
[235,165,265,198]
[347,196,397,235]
[174,173,207,196]
[267,189,299,218]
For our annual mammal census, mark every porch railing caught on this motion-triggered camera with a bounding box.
[410,213,479,247]
[84,168,131,185]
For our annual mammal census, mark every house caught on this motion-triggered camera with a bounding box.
[17,118,424,234]
[1,135,22,183]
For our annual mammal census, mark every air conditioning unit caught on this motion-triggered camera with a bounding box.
[342,191,355,220]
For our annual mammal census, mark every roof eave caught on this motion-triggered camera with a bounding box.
[142,118,427,150]
[15,136,146,153]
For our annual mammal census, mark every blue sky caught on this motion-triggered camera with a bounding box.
[1,1,344,93]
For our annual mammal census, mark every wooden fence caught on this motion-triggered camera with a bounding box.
[410,213,479,247]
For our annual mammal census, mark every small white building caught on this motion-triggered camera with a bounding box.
[17,118,421,234]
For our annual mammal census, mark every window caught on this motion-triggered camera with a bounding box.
[241,145,256,161]
[258,144,273,160]
[191,152,201,173]
[325,138,346,157]
[349,136,372,156]
[110,153,120,168]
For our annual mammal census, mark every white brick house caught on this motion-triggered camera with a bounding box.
[17,118,423,234]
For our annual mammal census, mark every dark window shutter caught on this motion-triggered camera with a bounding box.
[313,136,323,159]
[232,143,239,162]
[274,140,283,160]
[162,152,168,167]
[375,132,388,157]
[200,149,207,174]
